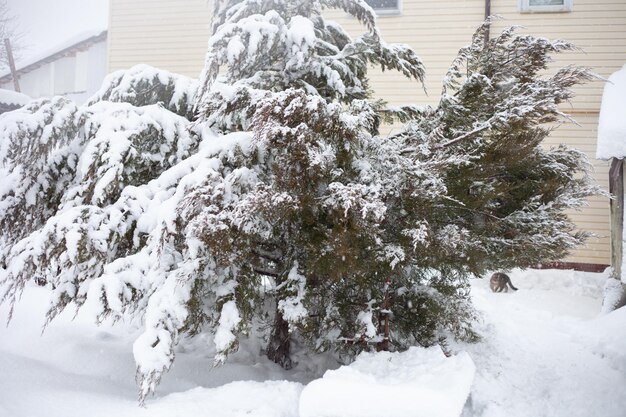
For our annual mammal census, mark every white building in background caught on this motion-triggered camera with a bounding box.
[0,30,107,104]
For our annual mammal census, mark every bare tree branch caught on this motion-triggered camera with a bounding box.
[0,0,22,70]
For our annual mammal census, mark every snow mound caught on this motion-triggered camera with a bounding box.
[508,267,607,298]
[299,346,475,417]
[146,381,303,417]
[597,64,626,160]
[0,89,30,106]
[601,277,626,314]
[582,306,626,376]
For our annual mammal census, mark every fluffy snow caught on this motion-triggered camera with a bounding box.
[214,300,242,358]
[299,347,475,417]
[0,284,303,417]
[597,64,626,160]
[1,268,626,417]
[0,89,31,106]
[601,277,626,314]
[277,263,309,327]
[87,64,198,116]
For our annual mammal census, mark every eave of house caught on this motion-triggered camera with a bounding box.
[0,30,108,83]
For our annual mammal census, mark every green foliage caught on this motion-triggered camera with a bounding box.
[395,22,601,273]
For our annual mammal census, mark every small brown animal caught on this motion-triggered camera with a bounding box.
[489,272,518,293]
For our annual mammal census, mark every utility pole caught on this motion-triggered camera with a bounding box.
[4,38,20,92]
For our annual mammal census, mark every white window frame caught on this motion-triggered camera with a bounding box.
[518,0,573,13]
[367,0,402,16]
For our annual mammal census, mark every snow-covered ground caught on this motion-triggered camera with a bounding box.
[0,286,303,417]
[458,268,626,417]
[1,268,625,417]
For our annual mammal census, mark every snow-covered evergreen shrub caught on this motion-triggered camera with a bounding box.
[88,64,199,119]
[0,2,600,404]
[411,23,600,272]
[196,0,424,131]
[0,98,83,252]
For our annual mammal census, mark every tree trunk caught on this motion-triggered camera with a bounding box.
[376,277,391,352]
[266,307,293,369]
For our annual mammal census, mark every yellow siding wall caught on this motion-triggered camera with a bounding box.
[492,0,626,112]
[325,1,484,108]
[108,0,626,265]
[108,0,211,76]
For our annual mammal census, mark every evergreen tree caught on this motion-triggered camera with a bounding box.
[0,2,599,404]
[395,23,600,274]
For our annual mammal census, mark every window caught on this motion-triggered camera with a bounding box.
[365,0,401,16]
[519,0,573,13]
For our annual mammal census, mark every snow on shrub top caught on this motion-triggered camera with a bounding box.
[195,0,425,128]
[88,64,199,120]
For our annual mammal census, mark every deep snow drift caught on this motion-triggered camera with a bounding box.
[1,268,625,417]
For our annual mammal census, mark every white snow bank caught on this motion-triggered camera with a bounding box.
[507,267,607,297]
[0,89,30,106]
[1,269,625,417]
[601,277,626,314]
[0,284,303,417]
[143,381,302,417]
[581,305,626,375]
[597,64,626,160]
[299,346,475,417]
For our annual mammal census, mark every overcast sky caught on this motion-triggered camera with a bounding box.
[8,0,109,65]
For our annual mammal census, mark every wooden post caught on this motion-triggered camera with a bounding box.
[609,158,624,278]
[4,38,20,92]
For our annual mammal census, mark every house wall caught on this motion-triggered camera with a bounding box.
[107,0,626,266]
[0,39,108,104]
[108,0,212,76]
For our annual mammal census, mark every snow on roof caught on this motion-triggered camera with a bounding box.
[0,29,107,81]
[0,89,31,106]
[597,64,626,161]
